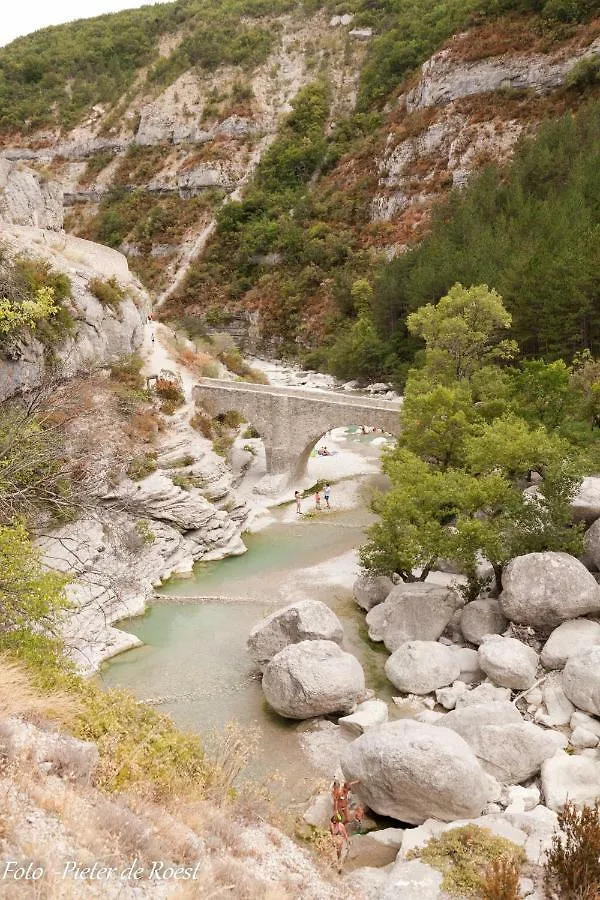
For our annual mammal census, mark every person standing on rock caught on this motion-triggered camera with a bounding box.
[338,780,360,823]
[295,491,302,515]
[324,483,331,509]
[329,815,349,874]
[315,489,321,511]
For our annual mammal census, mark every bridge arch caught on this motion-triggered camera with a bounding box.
[194,379,402,483]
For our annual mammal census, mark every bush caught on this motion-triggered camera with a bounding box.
[545,801,600,899]
[242,425,260,439]
[410,825,525,897]
[191,411,214,438]
[154,377,185,406]
[110,354,145,391]
[89,276,126,310]
[566,55,600,90]
[126,452,157,481]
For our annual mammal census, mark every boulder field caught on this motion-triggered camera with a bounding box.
[247,540,600,898]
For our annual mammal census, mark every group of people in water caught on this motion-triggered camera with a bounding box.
[294,483,331,514]
[329,779,364,872]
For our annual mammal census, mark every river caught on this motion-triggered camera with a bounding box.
[101,427,394,805]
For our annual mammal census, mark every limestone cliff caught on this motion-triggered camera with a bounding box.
[0,159,147,400]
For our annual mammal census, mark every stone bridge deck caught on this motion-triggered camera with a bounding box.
[193,378,402,480]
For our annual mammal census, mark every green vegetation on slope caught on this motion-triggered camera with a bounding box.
[335,98,600,384]
[1,0,594,135]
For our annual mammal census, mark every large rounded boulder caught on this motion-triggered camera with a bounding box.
[353,574,394,611]
[247,599,343,669]
[478,635,538,690]
[385,641,461,695]
[541,619,600,670]
[369,583,464,652]
[460,599,507,646]
[562,646,600,716]
[499,552,600,631]
[262,640,365,719]
[341,719,495,824]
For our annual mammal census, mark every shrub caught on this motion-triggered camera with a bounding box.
[134,519,155,545]
[545,801,600,900]
[89,276,126,310]
[154,377,185,405]
[242,425,260,439]
[191,411,213,438]
[212,434,234,458]
[480,856,522,900]
[110,354,145,391]
[566,55,600,90]
[126,452,157,481]
[410,825,525,897]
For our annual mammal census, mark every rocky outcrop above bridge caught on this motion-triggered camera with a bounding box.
[406,38,600,111]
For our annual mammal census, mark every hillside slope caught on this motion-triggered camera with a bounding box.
[1,0,598,379]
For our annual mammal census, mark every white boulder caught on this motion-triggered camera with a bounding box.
[563,646,600,715]
[247,599,343,668]
[262,640,365,719]
[570,710,600,738]
[500,552,600,631]
[369,582,463,651]
[460,599,508,646]
[572,476,600,524]
[455,682,511,707]
[352,574,393,611]
[570,727,599,749]
[439,701,565,783]
[534,673,575,727]
[341,719,495,824]
[379,860,443,900]
[585,517,600,568]
[542,753,600,810]
[478,635,538,690]
[541,618,600,670]
[385,641,461,694]
[338,699,389,736]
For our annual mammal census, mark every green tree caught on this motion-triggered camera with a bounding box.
[0,285,57,337]
[399,377,480,469]
[406,283,517,380]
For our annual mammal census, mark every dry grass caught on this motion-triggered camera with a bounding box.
[0,657,80,724]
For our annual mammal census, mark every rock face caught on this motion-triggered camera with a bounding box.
[460,599,508,646]
[369,582,463,651]
[439,702,566,783]
[0,158,63,230]
[562,646,600,715]
[499,552,600,631]
[406,39,600,112]
[541,619,600,670]
[385,641,461,694]
[542,753,600,810]
[572,476,600,524]
[247,599,343,668]
[261,640,365,719]
[341,719,494,824]
[478,635,538,690]
[352,574,393,611]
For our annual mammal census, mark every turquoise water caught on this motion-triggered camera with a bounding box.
[101,430,394,799]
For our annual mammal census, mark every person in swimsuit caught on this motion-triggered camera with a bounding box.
[337,780,360,823]
[329,815,349,873]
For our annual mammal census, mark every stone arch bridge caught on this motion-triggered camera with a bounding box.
[194,379,402,481]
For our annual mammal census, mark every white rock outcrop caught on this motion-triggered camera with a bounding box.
[499,552,600,631]
[585,516,600,567]
[385,640,461,694]
[541,619,600,670]
[0,158,63,230]
[247,599,344,669]
[562,646,600,715]
[478,635,538,690]
[261,640,365,719]
[341,719,495,824]
[460,599,508,646]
